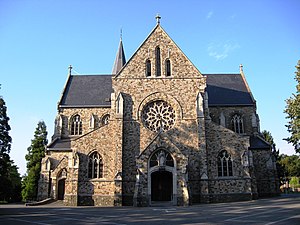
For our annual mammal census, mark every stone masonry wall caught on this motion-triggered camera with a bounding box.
[113,24,207,205]
[205,121,256,202]
[209,106,258,135]
[252,149,280,197]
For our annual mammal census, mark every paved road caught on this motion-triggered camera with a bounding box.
[0,194,299,225]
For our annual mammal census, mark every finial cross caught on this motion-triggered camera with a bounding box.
[68,65,72,76]
[156,14,161,24]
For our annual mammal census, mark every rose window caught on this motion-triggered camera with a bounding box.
[142,100,175,132]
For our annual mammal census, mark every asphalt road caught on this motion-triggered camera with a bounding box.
[0,194,299,225]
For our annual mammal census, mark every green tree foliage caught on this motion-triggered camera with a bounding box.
[285,60,300,153]
[278,154,300,177]
[22,121,48,201]
[0,96,22,202]
[261,130,285,184]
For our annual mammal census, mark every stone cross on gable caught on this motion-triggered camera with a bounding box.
[156,14,161,24]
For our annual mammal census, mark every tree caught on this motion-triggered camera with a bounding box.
[0,95,22,202]
[278,154,300,177]
[284,60,300,153]
[22,121,48,201]
[261,130,285,184]
[0,96,12,201]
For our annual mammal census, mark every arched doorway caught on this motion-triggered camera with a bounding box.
[151,171,173,201]
[57,168,67,200]
[148,149,176,204]
[57,178,65,200]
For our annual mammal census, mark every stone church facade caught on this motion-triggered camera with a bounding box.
[38,18,279,206]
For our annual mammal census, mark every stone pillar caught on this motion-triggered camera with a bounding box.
[197,92,209,203]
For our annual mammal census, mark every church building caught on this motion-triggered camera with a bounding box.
[38,16,279,206]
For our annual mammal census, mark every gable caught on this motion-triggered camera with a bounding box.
[116,24,203,79]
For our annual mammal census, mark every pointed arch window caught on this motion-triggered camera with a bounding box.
[155,46,161,76]
[88,152,103,179]
[101,114,110,126]
[146,59,151,77]
[231,114,244,134]
[165,59,171,76]
[70,114,82,135]
[217,150,233,177]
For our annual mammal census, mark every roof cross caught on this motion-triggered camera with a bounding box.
[156,13,161,24]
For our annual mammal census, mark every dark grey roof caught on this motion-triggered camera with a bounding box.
[59,75,113,107]
[112,39,126,75]
[58,73,255,108]
[48,138,71,150]
[249,136,271,150]
[205,74,255,106]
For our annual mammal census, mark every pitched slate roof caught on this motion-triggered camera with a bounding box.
[249,136,271,150]
[205,74,255,106]
[59,75,113,108]
[47,138,71,150]
[58,73,254,108]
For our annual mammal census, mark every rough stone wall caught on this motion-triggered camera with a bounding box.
[113,24,207,206]
[205,121,256,202]
[117,25,202,79]
[252,149,280,197]
[56,107,111,138]
[71,118,122,206]
[209,106,258,135]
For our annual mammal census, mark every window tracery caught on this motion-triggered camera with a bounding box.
[88,152,103,179]
[150,150,174,168]
[217,150,233,177]
[142,100,175,132]
[70,114,82,135]
[231,114,244,134]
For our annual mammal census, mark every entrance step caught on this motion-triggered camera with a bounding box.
[151,201,173,207]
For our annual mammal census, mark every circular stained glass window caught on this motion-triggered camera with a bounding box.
[142,100,175,132]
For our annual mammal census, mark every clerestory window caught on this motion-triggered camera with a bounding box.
[101,114,110,126]
[231,114,244,134]
[70,114,82,135]
[88,152,103,179]
[217,150,233,177]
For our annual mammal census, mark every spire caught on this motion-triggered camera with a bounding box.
[112,35,126,75]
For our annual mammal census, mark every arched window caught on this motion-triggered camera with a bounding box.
[231,114,244,134]
[88,152,103,179]
[155,47,161,76]
[70,114,82,135]
[165,59,171,76]
[149,150,174,168]
[217,150,233,177]
[101,114,110,126]
[146,59,151,77]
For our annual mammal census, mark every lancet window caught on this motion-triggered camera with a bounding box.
[146,59,151,77]
[165,59,171,76]
[155,47,161,76]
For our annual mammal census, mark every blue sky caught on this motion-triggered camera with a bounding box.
[0,0,299,175]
